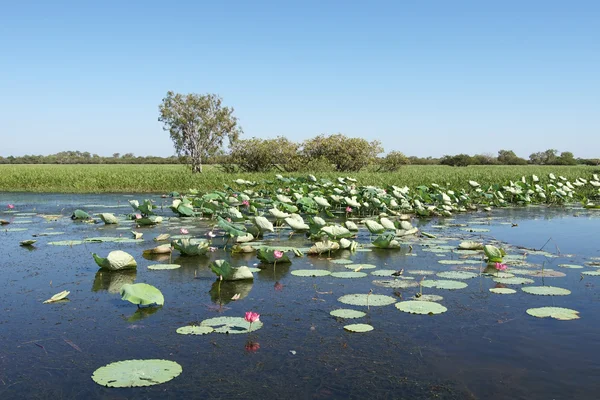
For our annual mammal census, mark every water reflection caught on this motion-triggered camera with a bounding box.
[125,305,162,322]
[92,270,136,293]
[209,279,254,305]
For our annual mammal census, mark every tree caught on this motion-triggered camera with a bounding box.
[158,91,242,173]
[377,151,410,172]
[301,134,382,172]
[230,136,299,172]
[556,151,577,165]
[497,150,527,165]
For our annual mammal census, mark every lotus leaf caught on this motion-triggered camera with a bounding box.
[493,277,535,285]
[337,294,396,307]
[344,323,374,332]
[395,301,447,315]
[436,271,478,280]
[582,270,600,276]
[43,290,70,304]
[291,269,331,277]
[331,271,368,278]
[172,238,209,256]
[200,316,262,334]
[91,359,181,387]
[120,283,164,306]
[330,309,366,319]
[414,294,444,302]
[148,264,181,270]
[372,279,419,288]
[526,307,580,320]
[522,286,571,296]
[489,288,517,294]
[372,234,401,249]
[307,241,340,255]
[143,244,172,255]
[71,209,91,220]
[176,326,214,335]
[421,280,468,290]
[93,250,137,271]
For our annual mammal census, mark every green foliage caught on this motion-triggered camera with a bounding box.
[230,136,299,172]
[377,151,410,172]
[158,91,242,173]
[497,150,528,165]
[301,134,382,172]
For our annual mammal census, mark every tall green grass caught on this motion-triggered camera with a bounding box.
[0,164,598,194]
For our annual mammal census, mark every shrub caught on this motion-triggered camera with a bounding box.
[229,137,299,172]
[377,151,410,172]
[301,134,382,172]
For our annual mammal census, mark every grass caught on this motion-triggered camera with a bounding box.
[0,164,598,194]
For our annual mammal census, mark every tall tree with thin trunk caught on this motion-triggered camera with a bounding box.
[158,91,242,173]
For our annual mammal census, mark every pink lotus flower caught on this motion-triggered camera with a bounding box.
[245,311,260,323]
[7,204,14,209]
[242,200,250,207]
[180,228,189,234]
[134,214,142,220]
[495,262,508,271]
[273,250,284,259]
[245,341,260,352]
[232,193,238,197]
[345,206,352,213]
[226,218,232,222]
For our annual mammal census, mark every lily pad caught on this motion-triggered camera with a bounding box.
[414,294,444,302]
[522,286,571,296]
[558,264,584,269]
[48,240,85,246]
[291,269,331,277]
[438,260,465,265]
[330,259,354,265]
[91,359,182,387]
[526,307,580,320]
[176,325,214,335]
[93,251,137,271]
[436,271,478,280]
[19,240,37,246]
[331,271,368,278]
[493,277,535,285]
[43,290,70,304]
[344,323,373,332]
[406,270,436,275]
[148,264,181,270]
[489,288,517,294]
[372,279,418,288]
[371,269,400,277]
[581,270,600,276]
[200,316,262,334]
[421,280,468,290]
[120,283,164,306]
[395,301,447,315]
[337,294,396,307]
[330,309,366,319]
[345,263,377,270]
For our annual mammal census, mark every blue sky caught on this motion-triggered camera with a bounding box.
[1,0,598,158]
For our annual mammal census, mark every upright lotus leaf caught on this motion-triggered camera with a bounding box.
[120,283,164,306]
[458,241,483,250]
[483,245,505,263]
[235,232,255,243]
[172,238,209,256]
[154,233,170,241]
[372,234,401,249]
[210,259,234,280]
[92,359,181,387]
[252,216,275,234]
[136,216,163,226]
[257,247,292,264]
[344,221,359,231]
[339,238,357,251]
[320,225,353,239]
[311,216,327,227]
[142,244,172,255]
[93,250,137,271]
[307,240,340,255]
[98,213,119,224]
[172,198,195,217]
[136,199,155,215]
[379,217,396,230]
[314,196,331,208]
[285,215,309,231]
[268,208,290,219]
[131,231,143,239]
[365,220,386,234]
[217,216,247,237]
[71,209,91,220]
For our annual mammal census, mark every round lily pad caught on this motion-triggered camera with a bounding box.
[148,264,181,270]
[522,286,571,296]
[331,271,368,278]
[395,301,447,315]
[291,269,331,277]
[558,264,584,269]
[200,316,263,334]
[330,309,366,319]
[176,325,214,335]
[493,277,535,285]
[344,263,377,270]
[527,270,566,278]
[92,359,182,387]
[330,259,354,265]
[438,260,466,265]
[343,323,373,332]
[371,269,399,277]
[338,294,396,307]
[372,279,418,288]
[406,270,436,275]
[436,271,478,280]
[460,228,490,232]
[421,280,468,290]
[526,307,580,320]
[581,270,600,276]
[489,288,516,294]
[48,240,85,246]
[414,294,444,302]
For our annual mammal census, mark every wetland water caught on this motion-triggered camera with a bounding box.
[1,193,599,399]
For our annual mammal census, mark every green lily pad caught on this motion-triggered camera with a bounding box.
[330,259,354,265]
[438,260,465,265]
[91,359,182,387]
[291,269,331,277]
[581,270,600,276]
[522,286,571,296]
[526,307,580,320]
[4,228,28,232]
[421,280,468,290]
[176,325,215,335]
[345,263,377,270]
[372,279,418,288]
[47,240,85,246]
[93,251,137,271]
[436,271,478,280]
[558,264,584,269]
[371,269,400,277]
[344,323,373,332]
[330,309,366,319]
[338,294,396,307]
[331,271,368,278]
[148,264,181,270]
[395,301,447,315]
[247,267,262,273]
[414,294,444,302]
[406,270,436,275]
[493,277,535,285]
[527,270,566,278]
[200,316,262,334]
[489,288,517,294]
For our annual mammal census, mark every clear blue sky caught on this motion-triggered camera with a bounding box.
[1,0,598,158]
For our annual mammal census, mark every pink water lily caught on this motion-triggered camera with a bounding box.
[180,228,189,234]
[495,262,508,271]
[134,214,142,220]
[273,250,284,259]
[232,193,238,197]
[245,311,260,323]
[345,206,352,213]
[242,200,250,207]
[7,204,14,209]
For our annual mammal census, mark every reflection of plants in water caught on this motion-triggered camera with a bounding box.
[209,280,253,307]
[92,270,136,294]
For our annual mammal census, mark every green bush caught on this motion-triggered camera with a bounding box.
[376,151,410,172]
[230,137,299,172]
[301,134,382,172]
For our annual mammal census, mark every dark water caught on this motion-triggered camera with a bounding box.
[1,193,599,400]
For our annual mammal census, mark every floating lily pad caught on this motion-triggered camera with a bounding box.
[345,263,377,270]
[344,323,373,332]
[291,269,331,277]
[330,309,366,319]
[489,288,516,294]
[581,270,600,276]
[176,325,214,335]
[48,240,85,246]
[43,290,70,304]
[92,359,182,387]
[489,272,515,278]
[522,286,571,296]
[421,280,468,290]
[526,307,580,320]
[527,270,566,278]
[406,270,436,275]
[558,264,584,269]
[4,228,28,232]
[436,271,478,280]
[337,294,396,307]
[493,277,535,285]
[330,259,354,265]
[247,267,262,273]
[200,316,262,334]
[148,264,181,270]
[371,269,399,277]
[395,301,447,315]
[372,279,418,288]
[414,294,444,302]
[331,271,368,278]
[438,260,466,265]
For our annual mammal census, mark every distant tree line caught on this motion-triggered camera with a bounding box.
[0,151,182,165]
